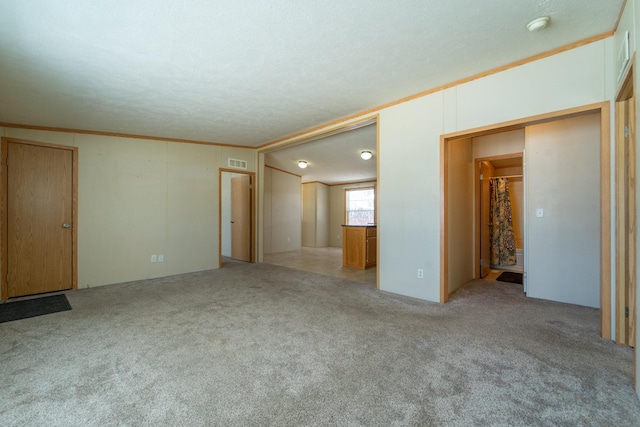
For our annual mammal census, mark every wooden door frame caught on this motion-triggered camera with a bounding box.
[218,168,256,267]
[615,62,636,346]
[1,137,79,301]
[441,101,611,339]
[474,152,523,278]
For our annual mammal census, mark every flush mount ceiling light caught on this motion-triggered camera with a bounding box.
[527,16,550,32]
[298,160,308,169]
[360,151,373,160]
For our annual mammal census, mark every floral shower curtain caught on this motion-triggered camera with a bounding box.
[489,178,517,266]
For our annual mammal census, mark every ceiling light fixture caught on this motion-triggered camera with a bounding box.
[298,160,308,169]
[360,151,373,160]
[526,16,550,32]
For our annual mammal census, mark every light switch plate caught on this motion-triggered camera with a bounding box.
[536,208,544,218]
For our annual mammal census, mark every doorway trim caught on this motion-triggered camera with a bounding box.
[218,168,256,267]
[1,137,79,301]
[440,101,611,339]
[614,60,636,347]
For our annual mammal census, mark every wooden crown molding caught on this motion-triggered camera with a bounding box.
[259,31,613,151]
[0,122,249,149]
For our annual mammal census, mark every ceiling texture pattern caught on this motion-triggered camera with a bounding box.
[0,0,624,148]
[265,124,377,185]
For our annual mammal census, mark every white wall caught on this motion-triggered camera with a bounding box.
[525,113,601,308]
[1,127,255,288]
[263,167,302,254]
[455,44,608,132]
[379,92,445,301]
[378,39,612,302]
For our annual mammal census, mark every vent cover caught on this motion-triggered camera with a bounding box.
[228,158,248,169]
[617,31,630,83]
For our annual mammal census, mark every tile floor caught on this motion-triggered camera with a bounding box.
[263,247,377,286]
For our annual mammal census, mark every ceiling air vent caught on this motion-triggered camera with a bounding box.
[228,158,247,170]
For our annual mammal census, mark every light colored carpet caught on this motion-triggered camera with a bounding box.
[1,262,638,426]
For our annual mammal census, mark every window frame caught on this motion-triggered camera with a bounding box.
[344,186,376,225]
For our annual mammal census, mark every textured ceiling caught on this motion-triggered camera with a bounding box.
[265,124,377,185]
[0,0,624,148]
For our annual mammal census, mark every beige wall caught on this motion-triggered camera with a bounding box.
[507,178,524,249]
[301,182,329,247]
[316,184,329,247]
[329,185,344,247]
[1,127,256,289]
[448,138,474,294]
[301,183,316,247]
[473,129,525,159]
[263,167,301,254]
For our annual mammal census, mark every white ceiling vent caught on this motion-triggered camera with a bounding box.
[228,158,248,170]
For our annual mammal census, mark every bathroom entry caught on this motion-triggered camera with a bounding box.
[476,153,524,279]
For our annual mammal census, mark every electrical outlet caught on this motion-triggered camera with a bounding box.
[158,255,164,262]
[417,269,424,279]
[151,255,157,262]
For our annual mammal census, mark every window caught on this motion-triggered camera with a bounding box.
[345,187,375,225]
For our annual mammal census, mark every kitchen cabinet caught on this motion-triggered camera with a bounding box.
[342,225,376,269]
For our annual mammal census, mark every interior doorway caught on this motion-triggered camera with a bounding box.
[440,102,611,339]
[476,153,524,280]
[615,65,636,348]
[219,169,255,266]
[259,117,379,288]
[1,138,78,300]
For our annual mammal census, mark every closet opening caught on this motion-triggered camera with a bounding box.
[440,102,611,340]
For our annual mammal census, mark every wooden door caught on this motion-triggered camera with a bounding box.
[479,161,495,278]
[616,96,637,348]
[6,141,74,298]
[231,175,251,262]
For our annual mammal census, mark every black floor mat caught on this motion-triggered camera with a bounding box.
[0,294,71,323]
[496,272,523,284]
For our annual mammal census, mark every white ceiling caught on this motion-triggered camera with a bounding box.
[0,1,623,150]
[265,124,377,185]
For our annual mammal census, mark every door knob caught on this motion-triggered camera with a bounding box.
[62,223,71,229]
